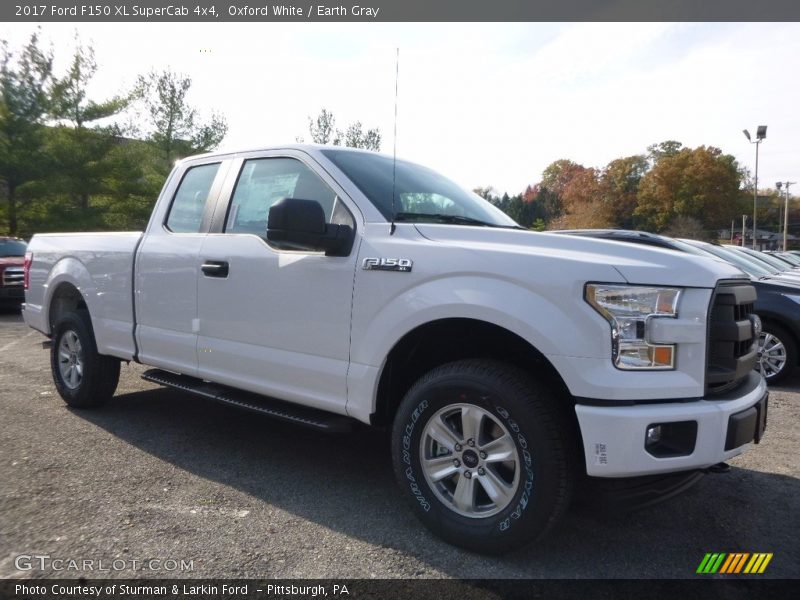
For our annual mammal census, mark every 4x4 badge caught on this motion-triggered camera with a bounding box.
[362,257,413,272]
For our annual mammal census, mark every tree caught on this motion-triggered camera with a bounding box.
[499,186,556,229]
[647,140,683,164]
[635,145,743,233]
[305,108,381,151]
[47,38,132,212]
[0,31,53,235]
[663,215,708,240]
[554,167,617,229]
[598,155,649,228]
[137,69,227,172]
[537,160,613,229]
[347,122,381,151]
[540,159,586,197]
[308,108,335,144]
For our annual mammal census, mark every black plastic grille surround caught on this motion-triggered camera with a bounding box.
[706,281,758,394]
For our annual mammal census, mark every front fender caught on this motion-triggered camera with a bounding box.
[345,273,624,422]
[354,275,618,365]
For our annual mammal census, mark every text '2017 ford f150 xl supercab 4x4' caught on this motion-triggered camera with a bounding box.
[22,145,767,553]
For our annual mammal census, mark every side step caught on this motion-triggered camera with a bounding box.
[141,368,356,433]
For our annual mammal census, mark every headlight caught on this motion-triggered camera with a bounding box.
[585,284,682,370]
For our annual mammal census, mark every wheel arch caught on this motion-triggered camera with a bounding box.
[40,257,96,335]
[48,281,90,332]
[759,313,800,366]
[370,317,576,432]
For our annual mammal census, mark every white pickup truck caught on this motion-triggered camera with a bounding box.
[22,145,768,553]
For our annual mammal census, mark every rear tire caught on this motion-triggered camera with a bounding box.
[50,311,120,408]
[390,359,575,554]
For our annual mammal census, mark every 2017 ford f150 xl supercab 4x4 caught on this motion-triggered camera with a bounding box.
[22,145,768,554]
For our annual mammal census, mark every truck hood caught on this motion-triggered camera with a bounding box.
[414,225,748,288]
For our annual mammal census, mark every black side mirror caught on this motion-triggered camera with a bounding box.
[267,198,353,256]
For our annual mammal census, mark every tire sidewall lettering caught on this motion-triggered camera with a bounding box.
[401,399,431,511]
[495,405,535,532]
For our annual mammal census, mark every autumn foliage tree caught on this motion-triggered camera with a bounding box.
[537,161,617,229]
[598,155,648,228]
[555,167,616,229]
[634,145,743,234]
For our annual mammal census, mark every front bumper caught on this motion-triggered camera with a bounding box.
[575,372,768,477]
[0,286,24,303]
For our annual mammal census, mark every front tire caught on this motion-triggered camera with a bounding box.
[390,359,575,554]
[50,311,120,408]
[757,323,797,385]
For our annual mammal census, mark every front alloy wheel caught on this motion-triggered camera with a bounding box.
[420,403,520,518]
[756,325,796,384]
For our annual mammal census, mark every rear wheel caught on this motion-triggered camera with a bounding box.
[390,359,575,554]
[757,324,796,384]
[50,311,120,408]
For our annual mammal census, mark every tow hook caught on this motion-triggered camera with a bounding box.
[706,462,731,473]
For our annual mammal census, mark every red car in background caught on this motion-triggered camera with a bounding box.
[0,237,27,308]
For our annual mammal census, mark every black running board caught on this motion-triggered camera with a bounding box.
[141,369,356,433]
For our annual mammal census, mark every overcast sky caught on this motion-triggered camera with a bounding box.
[5,22,799,196]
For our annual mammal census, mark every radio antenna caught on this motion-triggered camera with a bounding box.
[390,47,399,235]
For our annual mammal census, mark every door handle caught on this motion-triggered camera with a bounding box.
[201,260,229,278]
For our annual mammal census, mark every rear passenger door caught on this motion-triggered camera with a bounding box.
[135,159,229,376]
[195,150,361,415]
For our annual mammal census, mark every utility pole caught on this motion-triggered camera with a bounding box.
[742,214,747,247]
[777,181,796,251]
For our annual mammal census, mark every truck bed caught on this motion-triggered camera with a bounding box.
[23,232,143,360]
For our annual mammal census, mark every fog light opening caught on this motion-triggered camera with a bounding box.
[645,421,698,458]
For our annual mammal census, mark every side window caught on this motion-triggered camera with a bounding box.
[165,163,221,233]
[225,158,339,237]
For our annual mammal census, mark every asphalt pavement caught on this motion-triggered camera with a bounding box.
[1,308,798,579]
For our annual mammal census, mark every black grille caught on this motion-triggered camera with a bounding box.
[706,282,758,394]
[2,267,23,287]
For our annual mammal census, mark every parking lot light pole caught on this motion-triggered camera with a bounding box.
[744,126,767,249]
[742,215,747,247]
[777,181,796,251]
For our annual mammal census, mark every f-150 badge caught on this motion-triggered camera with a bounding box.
[362,257,413,272]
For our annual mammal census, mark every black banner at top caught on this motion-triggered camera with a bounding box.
[3,0,800,22]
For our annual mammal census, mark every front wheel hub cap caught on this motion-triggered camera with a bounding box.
[462,449,479,469]
[757,331,787,379]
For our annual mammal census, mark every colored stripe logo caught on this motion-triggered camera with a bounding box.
[696,552,773,574]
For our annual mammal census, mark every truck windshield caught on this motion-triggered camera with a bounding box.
[0,239,27,257]
[320,149,520,228]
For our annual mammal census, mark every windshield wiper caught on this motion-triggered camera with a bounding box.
[393,212,523,229]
